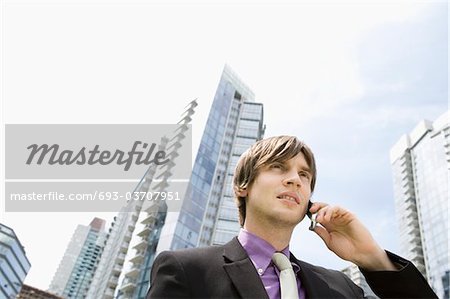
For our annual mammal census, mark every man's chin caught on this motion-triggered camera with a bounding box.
[276,212,305,227]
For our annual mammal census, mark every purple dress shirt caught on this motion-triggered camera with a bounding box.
[238,229,306,299]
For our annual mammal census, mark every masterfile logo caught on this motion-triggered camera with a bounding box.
[5,124,191,212]
[25,141,169,171]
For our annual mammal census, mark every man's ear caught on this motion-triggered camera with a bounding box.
[235,186,248,197]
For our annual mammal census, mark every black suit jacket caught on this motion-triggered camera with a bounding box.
[147,237,437,299]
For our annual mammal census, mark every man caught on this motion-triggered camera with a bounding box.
[147,136,437,298]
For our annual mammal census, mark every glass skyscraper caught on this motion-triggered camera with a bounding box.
[390,110,449,298]
[49,217,107,299]
[0,223,31,299]
[160,65,264,251]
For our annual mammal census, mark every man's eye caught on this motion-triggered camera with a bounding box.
[271,163,283,169]
[299,172,310,179]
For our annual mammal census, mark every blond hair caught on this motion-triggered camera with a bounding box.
[233,136,316,226]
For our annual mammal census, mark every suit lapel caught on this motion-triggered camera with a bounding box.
[291,254,334,299]
[222,238,270,299]
[221,238,336,298]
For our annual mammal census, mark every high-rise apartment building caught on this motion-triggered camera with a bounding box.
[84,102,195,299]
[118,102,196,299]
[390,110,449,298]
[86,204,140,299]
[49,217,107,299]
[0,223,31,299]
[341,264,378,299]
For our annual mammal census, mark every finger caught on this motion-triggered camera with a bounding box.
[321,206,345,223]
[309,202,328,213]
[313,225,331,249]
[315,205,331,223]
[318,206,354,232]
[323,206,337,223]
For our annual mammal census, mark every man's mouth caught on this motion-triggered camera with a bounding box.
[276,192,300,204]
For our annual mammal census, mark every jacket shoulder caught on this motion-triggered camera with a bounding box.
[149,243,242,299]
[157,244,224,262]
[296,259,365,298]
[154,244,226,276]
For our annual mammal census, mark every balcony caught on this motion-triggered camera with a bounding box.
[145,202,159,214]
[404,208,417,219]
[124,231,133,242]
[112,264,123,275]
[116,252,126,263]
[410,234,422,244]
[141,213,157,225]
[104,287,115,299]
[120,278,137,293]
[107,275,119,289]
[131,213,138,222]
[134,203,142,212]
[405,215,419,227]
[411,253,424,262]
[125,267,140,279]
[133,239,148,251]
[410,243,424,254]
[120,243,129,254]
[405,201,416,211]
[137,225,152,238]
[129,251,145,264]
[405,225,420,235]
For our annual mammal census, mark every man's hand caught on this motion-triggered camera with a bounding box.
[309,202,398,271]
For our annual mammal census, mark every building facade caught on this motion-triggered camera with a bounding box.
[49,217,107,299]
[121,65,265,298]
[390,110,449,298]
[161,65,264,251]
[0,223,31,299]
[86,204,140,299]
[119,102,196,299]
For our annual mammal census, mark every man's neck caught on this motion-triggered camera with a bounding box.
[243,219,294,251]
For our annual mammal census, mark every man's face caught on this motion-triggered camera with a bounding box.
[242,152,312,228]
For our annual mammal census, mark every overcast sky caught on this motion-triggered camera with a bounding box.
[1,0,448,291]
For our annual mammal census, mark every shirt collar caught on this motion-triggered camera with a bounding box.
[238,228,295,274]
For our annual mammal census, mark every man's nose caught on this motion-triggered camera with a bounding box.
[283,171,302,188]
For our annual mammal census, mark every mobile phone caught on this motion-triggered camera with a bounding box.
[306,200,317,231]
